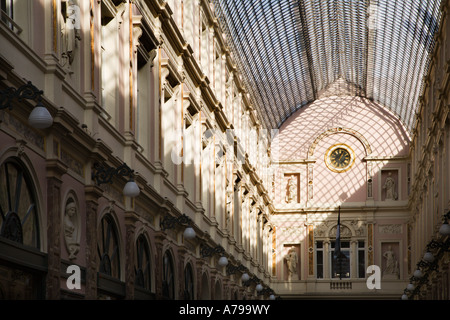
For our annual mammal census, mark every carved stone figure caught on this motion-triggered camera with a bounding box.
[226,187,232,230]
[383,172,398,200]
[284,246,298,280]
[285,175,296,203]
[64,201,80,260]
[382,245,399,279]
[61,0,81,68]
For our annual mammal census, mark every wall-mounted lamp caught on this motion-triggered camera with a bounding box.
[226,263,249,282]
[255,283,263,292]
[439,210,450,236]
[422,250,435,263]
[406,282,415,292]
[160,213,196,240]
[243,275,260,288]
[412,267,423,280]
[91,162,140,197]
[402,210,450,300]
[200,244,228,267]
[259,287,275,298]
[0,81,53,129]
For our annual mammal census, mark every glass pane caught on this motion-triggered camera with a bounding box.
[358,249,366,278]
[331,241,350,279]
[316,251,323,279]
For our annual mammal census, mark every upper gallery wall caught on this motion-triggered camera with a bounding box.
[271,94,410,207]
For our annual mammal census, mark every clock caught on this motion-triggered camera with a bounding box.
[325,144,355,173]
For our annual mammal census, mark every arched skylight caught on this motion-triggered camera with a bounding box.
[212,0,442,132]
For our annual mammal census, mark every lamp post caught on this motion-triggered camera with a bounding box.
[0,81,53,129]
[91,162,140,197]
[160,213,196,240]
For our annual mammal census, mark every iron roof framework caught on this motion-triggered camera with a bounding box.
[212,0,442,132]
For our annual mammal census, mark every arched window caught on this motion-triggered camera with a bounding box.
[162,251,175,299]
[200,272,210,300]
[184,263,194,300]
[214,279,222,300]
[135,234,151,291]
[0,159,39,248]
[98,214,120,279]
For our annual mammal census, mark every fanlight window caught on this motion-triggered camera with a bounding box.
[184,264,194,300]
[0,160,39,248]
[98,214,120,279]
[135,235,151,291]
[162,251,175,299]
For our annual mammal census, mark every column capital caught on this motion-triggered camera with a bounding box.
[46,158,68,180]
[84,184,104,202]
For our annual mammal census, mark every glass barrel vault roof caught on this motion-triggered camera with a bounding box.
[212,0,442,132]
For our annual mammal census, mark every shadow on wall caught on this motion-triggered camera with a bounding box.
[270,94,411,283]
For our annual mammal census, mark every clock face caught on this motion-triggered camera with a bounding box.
[330,148,351,169]
[325,144,355,172]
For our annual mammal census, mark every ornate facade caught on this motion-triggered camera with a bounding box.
[0,0,448,300]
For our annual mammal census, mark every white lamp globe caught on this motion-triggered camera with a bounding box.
[123,180,140,197]
[423,251,435,263]
[241,272,250,282]
[413,268,423,278]
[269,294,275,300]
[218,256,228,267]
[401,294,409,300]
[439,222,450,236]
[256,284,263,292]
[28,103,53,129]
[183,227,196,240]
[406,283,415,291]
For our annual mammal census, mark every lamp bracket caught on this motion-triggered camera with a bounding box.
[92,162,135,185]
[201,244,225,258]
[160,213,192,231]
[226,263,247,276]
[0,81,44,110]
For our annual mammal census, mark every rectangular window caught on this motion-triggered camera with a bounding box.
[1,0,13,29]
[331,241,350,279]
[358,241,366,278]
[316,241,323,279]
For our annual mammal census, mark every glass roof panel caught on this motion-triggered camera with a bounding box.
[212,0,442,132]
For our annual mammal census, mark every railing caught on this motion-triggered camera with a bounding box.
[330,281,352,290]
[0,9,22,35]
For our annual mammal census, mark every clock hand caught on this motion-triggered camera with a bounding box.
[338,151,344,163]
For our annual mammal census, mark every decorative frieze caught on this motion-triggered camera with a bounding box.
[379,224,403,234]
[0,112,44,150]
[61,148,84,177]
